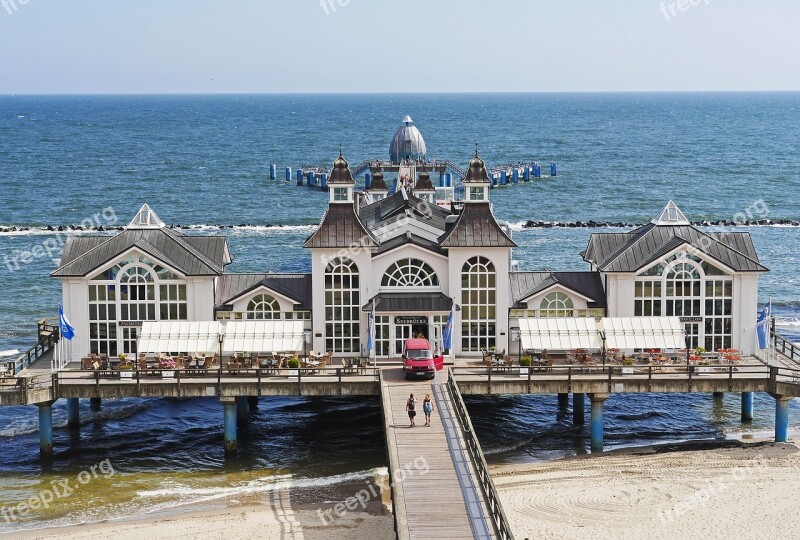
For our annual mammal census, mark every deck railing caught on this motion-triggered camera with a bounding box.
[7,321,60,376]
[446,368,515,540]
[772,328,800,365]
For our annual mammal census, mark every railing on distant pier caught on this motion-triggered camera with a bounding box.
[772,326,800,365]
[446,368,515,540]
[5,319,60,376]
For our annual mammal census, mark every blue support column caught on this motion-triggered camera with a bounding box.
[500,170,507,186]
[320,173,328,190]
[439,172,445,187]
[223,399,237,455]
[741,392,754,421]
[296,169,303,186]
[236,396,249,425]
[523,166,531,182]
[67,398,80,430]
[512,168,519,184]
[446,173,452,187]
[39,402,54,458]
[285,166,292,181]
[590,394,608,451]
[308,170,316,186]
[573,393,585,425]
[551,161,557,177]
[773,394,790,443]
[269,163,276,180]
[534,162,541,178]
[364,172,371,190]
[558,393,569,408]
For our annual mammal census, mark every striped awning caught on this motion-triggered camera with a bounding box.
[222,321,305,353]
[599,317,685,350]
[137,321,222,354]
[518,317,602,351]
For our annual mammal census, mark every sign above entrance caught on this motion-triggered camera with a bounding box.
[395,316,428,325]
[679,317,703,323]
[119,321,144,327]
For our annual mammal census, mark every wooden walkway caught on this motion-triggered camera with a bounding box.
[380,368,493,540]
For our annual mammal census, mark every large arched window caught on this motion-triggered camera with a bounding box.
[246,294,280,320]
[540,291,574,317]
[381,258,439,288]
[461,256,496,352]
[325,258,360,354]
[119,266,156,322]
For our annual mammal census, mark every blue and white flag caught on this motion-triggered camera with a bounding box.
[442,301,455,351]
[756,299,772,350]
[367,300,376,353]
[58,304,75,341]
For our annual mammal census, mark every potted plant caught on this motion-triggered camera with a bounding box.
[519,355,532,376]
[621,357,635,375]
[287,357,300,377]
[160,357,177,379]
[696,357,712,374]
[119,358,134,379]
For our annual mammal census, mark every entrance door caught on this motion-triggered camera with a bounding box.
[684,323,699,350]
[412,324,429,340]
[395,325,412,356]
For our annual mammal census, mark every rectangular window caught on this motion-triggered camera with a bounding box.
[704,279,733,351]
[634,279,662,317]
[468,187,484,201]
[159,284,188,321]
[333,187,349,201]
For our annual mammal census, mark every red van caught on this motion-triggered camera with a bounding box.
[402,338,444,380]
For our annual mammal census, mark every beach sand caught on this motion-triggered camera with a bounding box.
[493,439,800,540]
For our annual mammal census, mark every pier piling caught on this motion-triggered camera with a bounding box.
[573,393,585,425]
[222,398,237,455]
[296,169,303,186]
[589,394,608,451]
[236,396,249,425]
[66,397,80,430]
[248,396,259,411]
[39,402,54,458]
[90,397,101,411]
[772,394,790,443]
[558,393,570,409]
[551,161,557,176]
[285,166,292,182]
[269,163,276,180]
[741,392,754,421]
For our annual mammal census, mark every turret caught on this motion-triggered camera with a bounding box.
[463,148,491,203]
[327,150,355,204]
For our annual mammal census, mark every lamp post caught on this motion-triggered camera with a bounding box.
[511,327,521,365]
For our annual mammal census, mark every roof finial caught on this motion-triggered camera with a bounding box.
[339,144,343,157]
[474,143,479,158]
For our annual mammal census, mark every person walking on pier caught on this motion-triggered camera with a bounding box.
[423,394,434,427]
[406,393,418,426]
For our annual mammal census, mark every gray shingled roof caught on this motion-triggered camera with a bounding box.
[359,190,450,232]
[439,203,517,248]
[510,272,607,308]
[52,228,231,277]
[215,273,313,310]
[363,292,453,312]
[373,232,446,257]
[584,223,768,273]
[303,204,377,249]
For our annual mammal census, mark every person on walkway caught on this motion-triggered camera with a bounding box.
[423,394,434,427]
[406,393,417,426]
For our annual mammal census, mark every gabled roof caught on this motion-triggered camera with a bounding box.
[510,271,607,308]
[584,222,768,273]
[215,273,312,310]
[363,292,452,313]
[52,225,231,277]
[652,201,690,225]
[373,232,446,257]
[128,203,165,229]
[303,203,377,248]
[439,203,517,248]
[359,190,451,233]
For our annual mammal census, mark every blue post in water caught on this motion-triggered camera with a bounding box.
[512,168,519,184]
[774,394,790,442]
[439,172,446,187]
[551,161,557,177]
[590,394,607,451]
[321,173,328,190]
[236,396,249,425]
[534,162,541,178]
[364,172,372,190]
[223,400,237,455]
[523,165,531,182]
[741,392,754,421]
[285,166,292,181]
[67,398,80,430]
[39,402,53,458]
[296,169,303,186]
[447,173,453,187]
[269,163,276,180]
[500,170,507,186]
[573,393,585,425]
[557,393,569,408]
[308,170,316,187]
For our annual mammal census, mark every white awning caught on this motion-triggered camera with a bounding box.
[222,321,305,353]
[518,318,602,351]
[137,321,222,354]
[600,317,685,350]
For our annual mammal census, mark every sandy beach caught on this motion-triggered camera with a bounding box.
[493,439,800,540]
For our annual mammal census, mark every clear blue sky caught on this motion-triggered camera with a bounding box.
[1,0,798,93]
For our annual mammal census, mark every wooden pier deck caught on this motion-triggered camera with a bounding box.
[380,368,494,540]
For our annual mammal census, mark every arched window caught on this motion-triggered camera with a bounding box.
[540,292,574,317]
[119,265,156,322]
[381,258,439,288]
[325,258,360,353]
[461,256,496,352]
[246,294,280,320]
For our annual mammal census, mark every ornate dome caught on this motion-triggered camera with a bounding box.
[368,169,388,192]
[389,115,427,163]
[464,148,490,184]
[328,150,355,185]
[414,169,434,191]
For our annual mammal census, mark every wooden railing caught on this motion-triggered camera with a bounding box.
[7,321,60,376]
[446,368,515,540]
[772,328,800,364]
